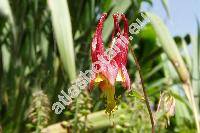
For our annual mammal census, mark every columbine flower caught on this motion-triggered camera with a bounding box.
[89,13,131,115]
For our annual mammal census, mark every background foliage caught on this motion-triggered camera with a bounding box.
[0,0,199,133]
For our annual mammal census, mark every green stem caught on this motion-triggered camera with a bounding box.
[130,47,155,133]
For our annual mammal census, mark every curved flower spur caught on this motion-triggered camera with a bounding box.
[89,13,131,115]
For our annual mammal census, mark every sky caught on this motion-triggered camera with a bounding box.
[141,0,200,36]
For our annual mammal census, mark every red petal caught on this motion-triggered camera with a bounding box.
[121,64,131,90]
[91,13,107,63]
[112,13,121,39]
[112,14,129,68]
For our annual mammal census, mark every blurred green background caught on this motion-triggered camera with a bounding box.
[0,0,199,133]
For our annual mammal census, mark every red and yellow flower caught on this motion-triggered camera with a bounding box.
[90,13,131,115]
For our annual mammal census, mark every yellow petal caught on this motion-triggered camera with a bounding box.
[99,80,116,115]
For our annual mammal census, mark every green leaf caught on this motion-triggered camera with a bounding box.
[161,0,170,18]
[48,0,76,81]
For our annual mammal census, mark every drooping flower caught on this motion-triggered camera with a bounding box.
[90,13,131,115]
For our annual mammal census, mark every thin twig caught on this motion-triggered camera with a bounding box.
[130,47,155,133]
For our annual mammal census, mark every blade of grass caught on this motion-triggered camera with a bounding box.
[191,20,200,111]
[144,61,165,80]
[48,0,76,81]
[1,45,10,72]
[0,0,16,40]
[161,0,170,18]
[146,12,190,83]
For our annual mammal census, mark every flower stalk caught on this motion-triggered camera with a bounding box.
[130,47,155,133]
